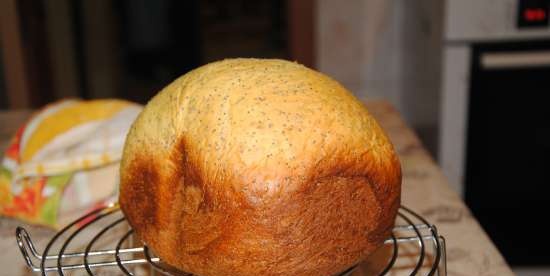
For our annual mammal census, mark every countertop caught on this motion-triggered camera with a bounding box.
[0,101,514,276]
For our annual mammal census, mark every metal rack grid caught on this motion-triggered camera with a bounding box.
[16,204,446,275]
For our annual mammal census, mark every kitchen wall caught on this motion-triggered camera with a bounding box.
[316,0,444,156]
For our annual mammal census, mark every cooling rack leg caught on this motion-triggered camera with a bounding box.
[438,236,447,276]
[150,256,156,276]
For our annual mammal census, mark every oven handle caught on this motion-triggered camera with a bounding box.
[481,50,550,69]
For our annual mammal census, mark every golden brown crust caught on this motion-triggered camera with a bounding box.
[119,58,401,276]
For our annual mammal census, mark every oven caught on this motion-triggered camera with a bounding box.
[466,40,550,265]
[440,0,550,267]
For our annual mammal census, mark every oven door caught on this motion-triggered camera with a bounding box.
[466,40,550,266]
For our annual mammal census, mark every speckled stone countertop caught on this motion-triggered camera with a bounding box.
[0,101,514,276]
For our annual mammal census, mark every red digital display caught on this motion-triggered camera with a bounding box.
[524,8,547,21]
[517,0,550,28]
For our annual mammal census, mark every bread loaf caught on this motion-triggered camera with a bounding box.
[119,58,401,276]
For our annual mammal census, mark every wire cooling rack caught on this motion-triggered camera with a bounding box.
[16,204,446,275]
